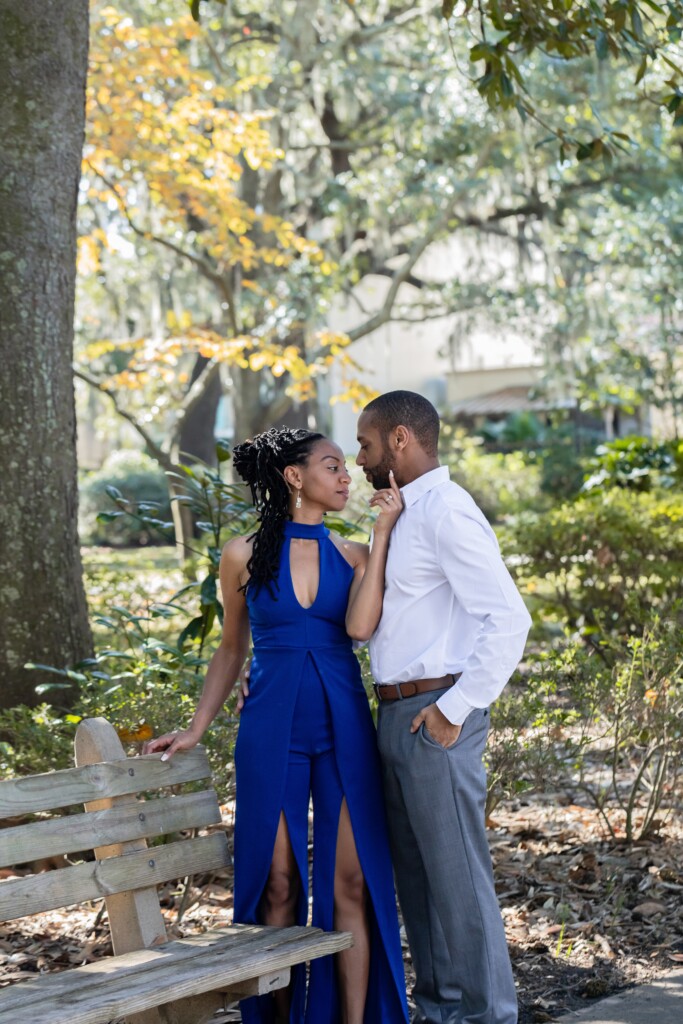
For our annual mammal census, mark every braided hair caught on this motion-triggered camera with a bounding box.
[232,426,325,595]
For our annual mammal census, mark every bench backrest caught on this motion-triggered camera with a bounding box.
[0,718,229,952]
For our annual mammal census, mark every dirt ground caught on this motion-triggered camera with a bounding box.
[1,796,681,1023]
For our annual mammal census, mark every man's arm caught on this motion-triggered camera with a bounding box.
[434,505,531,727]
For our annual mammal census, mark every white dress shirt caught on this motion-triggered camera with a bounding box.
[369,466,531,726]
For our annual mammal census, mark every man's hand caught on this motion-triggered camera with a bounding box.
[411,703,461,749]
[235,659,251,713]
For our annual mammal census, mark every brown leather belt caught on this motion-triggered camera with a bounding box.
[373,672,462,702]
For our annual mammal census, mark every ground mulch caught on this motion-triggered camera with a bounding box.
[1,797,681,1023]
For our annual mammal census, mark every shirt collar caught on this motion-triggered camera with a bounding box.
[400,465,450,508]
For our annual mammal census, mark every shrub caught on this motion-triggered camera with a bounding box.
[80,450,172,547]
[518,624,683,841]
[583,435,682,493]
[507,490,683,642]
[440,426,542,522]
[0,704,74,778]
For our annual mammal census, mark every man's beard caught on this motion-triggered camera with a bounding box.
[368,447,396,490]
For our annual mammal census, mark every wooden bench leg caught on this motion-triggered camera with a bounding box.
[126,994,219,1024]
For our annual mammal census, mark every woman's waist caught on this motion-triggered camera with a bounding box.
[251,640,354,653]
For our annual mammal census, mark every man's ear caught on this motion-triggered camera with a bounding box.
[394,425,410,451]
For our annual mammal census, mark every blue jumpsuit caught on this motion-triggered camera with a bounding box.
[233,519,409,1023]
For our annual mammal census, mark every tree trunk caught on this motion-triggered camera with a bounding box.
[0,0,93,708]
[178,355,222,466]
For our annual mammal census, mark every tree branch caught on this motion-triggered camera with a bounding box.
[73,366,173,470]
[346,197,458,343]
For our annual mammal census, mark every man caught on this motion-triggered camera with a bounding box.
[356,390,531,1024]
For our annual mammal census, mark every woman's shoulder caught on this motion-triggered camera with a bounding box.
[328,531,369,570]
[221,532,254,569]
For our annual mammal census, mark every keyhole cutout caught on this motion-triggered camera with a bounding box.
[289,538,320,610]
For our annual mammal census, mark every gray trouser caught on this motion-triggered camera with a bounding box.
[377,689,517,1024]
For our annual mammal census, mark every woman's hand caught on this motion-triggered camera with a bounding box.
[143,727,202,762]
[368,470,403,536]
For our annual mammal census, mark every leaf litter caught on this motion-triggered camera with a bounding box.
[1,797,681,1023]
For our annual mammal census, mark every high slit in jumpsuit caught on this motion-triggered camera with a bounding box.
[233,519,409,1023]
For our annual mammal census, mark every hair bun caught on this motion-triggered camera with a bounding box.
[233,427,313,483]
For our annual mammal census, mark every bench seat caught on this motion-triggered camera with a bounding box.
[0,924,349,1024]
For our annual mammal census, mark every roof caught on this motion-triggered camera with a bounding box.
[451,386,576,417]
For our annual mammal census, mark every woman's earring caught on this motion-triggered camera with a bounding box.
[295,490,302,509]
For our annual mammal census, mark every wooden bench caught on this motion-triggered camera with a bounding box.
[0,717,352,1024]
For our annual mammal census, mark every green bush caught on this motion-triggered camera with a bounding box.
[507,490,683,642]
[80,450,173,547]
[517,624,683,841]
[583,435,682,493]
[0,704,75,777]
[440,426,542,522]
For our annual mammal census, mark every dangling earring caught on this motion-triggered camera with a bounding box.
[295,490,302,509]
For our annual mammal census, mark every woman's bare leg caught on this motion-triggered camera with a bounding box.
[260,812,300,1020]
[334,798,370,1024]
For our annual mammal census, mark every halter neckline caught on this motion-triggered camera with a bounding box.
[284,519,329,539]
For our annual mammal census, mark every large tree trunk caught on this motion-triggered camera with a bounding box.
[0,0,93,708]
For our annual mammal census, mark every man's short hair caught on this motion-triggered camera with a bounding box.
[363,390,440,457]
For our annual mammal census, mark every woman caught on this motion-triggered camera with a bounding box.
[145,427,408,1024]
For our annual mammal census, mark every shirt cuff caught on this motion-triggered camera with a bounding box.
[436,684,475,726]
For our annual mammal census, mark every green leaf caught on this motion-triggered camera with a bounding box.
[470,43,493,63]
[178,615,205,649]
[442,0,456,19]
[96,511,122,523]
[631,8,644,40]
[34,682,73,694]
[500,72,515,99]
[595,31,610,60]
[105,484,124,501]
[190,0,201,22]
[200,575,217,606]
[215,439,231,463]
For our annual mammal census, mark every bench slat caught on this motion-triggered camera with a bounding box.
[0,925,353,1024]
[0,925,267,1012]
[0,790,222,869]
[0,832,229,921]
[0,749,211,817]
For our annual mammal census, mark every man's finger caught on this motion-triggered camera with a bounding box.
[410,709,426,733]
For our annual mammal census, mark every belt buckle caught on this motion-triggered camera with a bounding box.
[374,682,404,701]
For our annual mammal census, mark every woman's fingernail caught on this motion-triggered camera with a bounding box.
[160,753,168,761]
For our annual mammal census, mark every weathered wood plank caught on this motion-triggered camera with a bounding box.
[0,925,268,1012]
[74,716,169,957]
[0,749,211,817]
[0,833,229,921]
[0,791,222,868]
[0,926,352,1024]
